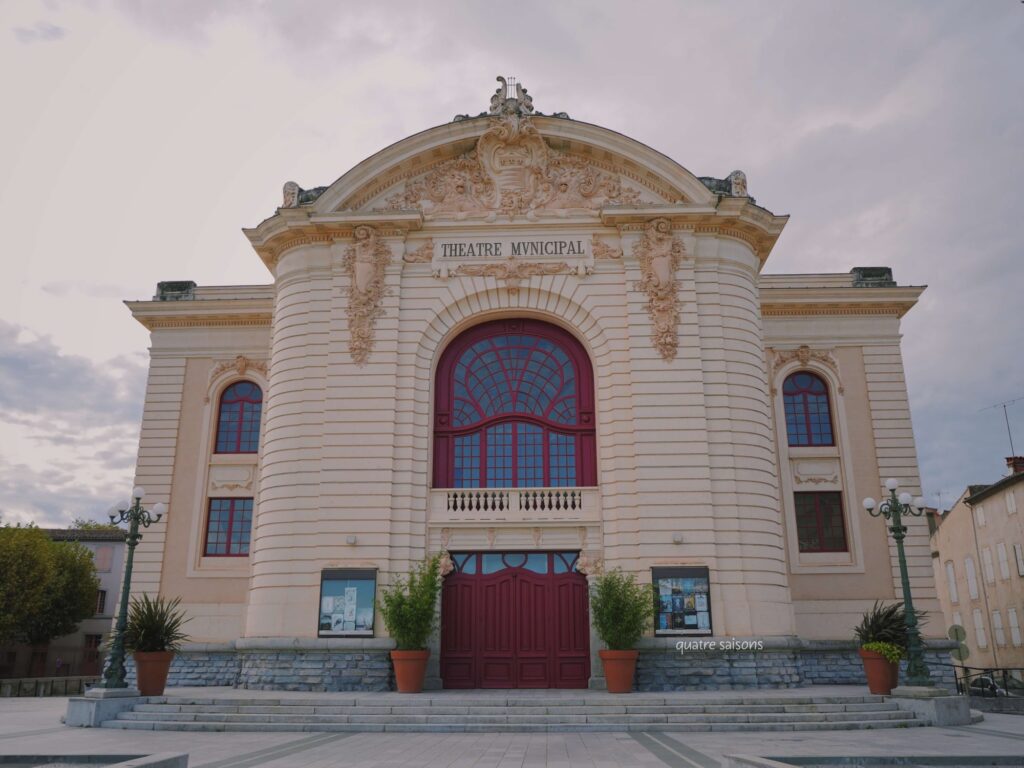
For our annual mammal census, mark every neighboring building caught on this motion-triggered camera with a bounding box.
[0,528,125,678]
[122,78,943,691]
[931,457,1024,674]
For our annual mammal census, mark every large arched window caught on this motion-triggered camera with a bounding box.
[433,319,596,488]
[215,381,263,453]
[782,371,834,447]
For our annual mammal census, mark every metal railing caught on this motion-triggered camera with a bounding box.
[940,663,1024,697]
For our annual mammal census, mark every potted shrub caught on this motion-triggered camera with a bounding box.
[123,594,190,696]
[590,569,654,693]
[853,601,925,695]
[378,554,442,693]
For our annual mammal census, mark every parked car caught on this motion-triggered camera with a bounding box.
[968,675,1008,697]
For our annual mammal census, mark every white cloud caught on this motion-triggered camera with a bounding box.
[0,0,1021,520]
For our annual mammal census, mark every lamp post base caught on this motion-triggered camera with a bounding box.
[85,686,141,698]
[889,685,946,698]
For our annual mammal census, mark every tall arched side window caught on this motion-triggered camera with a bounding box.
[782,371,834,447]
[215,381,263,453]
[433,319,596,488]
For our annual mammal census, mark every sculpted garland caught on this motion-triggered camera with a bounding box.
[343,225,392,365]
[633,218,685,361]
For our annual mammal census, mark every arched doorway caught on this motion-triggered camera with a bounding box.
[434,319,595,688]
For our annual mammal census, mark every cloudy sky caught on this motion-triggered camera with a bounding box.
[1,0,1021,526]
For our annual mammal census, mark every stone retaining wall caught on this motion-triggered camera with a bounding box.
[117,637,957,692]
[235,650,391,692]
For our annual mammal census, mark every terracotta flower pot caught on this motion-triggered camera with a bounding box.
[133,651,174,696]
[391,649,430,693]
[858,648,899,695]
[600,649,639,694]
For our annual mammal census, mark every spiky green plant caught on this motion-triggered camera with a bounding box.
[853,601,927,650]
[123,594,190,653]
[589,569,654,650]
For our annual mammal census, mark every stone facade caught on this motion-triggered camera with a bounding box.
[119,78,941,692]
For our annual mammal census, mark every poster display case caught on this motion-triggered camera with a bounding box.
[651,566,712,636]
[318,568,376,636]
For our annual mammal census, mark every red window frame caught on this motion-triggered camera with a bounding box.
[782,371,835,447]
[214,381,263,454]
[203,498,253,557]
[794,491,848,553]
[433,319,597,488]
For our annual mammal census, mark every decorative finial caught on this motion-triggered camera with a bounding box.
[453,75,567,122]
[488,75,535,117]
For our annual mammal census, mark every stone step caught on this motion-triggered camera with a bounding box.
[115,708,911,726]
[101,715,924,733]
[152,694,885,708]
[132,700,899,716]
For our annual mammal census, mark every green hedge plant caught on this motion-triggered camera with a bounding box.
[589,569,654,650]
[378,554,442,651]
[861,641,904,663]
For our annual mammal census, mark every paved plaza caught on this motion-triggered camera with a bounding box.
[2,690,1024,768]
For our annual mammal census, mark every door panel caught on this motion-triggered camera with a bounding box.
[440,552,590,689]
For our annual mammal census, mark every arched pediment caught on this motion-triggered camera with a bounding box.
[307,114,717,218]
[245,79,788,272]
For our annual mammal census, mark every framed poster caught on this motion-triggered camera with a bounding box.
[651,566,712,636]
[318,569,376,637]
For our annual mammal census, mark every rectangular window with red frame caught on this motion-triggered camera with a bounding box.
[204,498,253,556]
[794,491,848,552]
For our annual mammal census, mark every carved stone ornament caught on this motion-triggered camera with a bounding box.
[343,225,392,365]
[592,236,623,260]
[456,257,574,293]
[383,84,639,219]
[632,218,685,361]
[438,550,454,577]
[794,475,839,485]
[729,170,748,198]
[403,239,433,263]
[769,345,844,395]
[282,181,300,208]
[205,355,268,400]
[575,551,603,576]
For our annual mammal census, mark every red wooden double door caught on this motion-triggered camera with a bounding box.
[440,551,590,689]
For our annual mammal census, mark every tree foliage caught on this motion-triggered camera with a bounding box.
[0,525,100,646]
[71,517,123,532]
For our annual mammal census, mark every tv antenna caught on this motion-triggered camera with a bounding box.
[979,395,1024,457]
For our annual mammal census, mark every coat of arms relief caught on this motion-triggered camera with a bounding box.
[380,109,644,219]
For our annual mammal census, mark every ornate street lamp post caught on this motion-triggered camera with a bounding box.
[863,478,932,687]
[100,487,165,689]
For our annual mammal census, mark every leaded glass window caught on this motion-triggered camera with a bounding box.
[782,372,834,447]
[434,320,596,488]
[215,381,263,453]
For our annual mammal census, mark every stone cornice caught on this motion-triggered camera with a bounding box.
[243,211,423,273]
[602,203,788,266]
[127,298,273,331]
[760,285,924,318]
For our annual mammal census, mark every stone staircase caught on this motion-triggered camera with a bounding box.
[102,692,924,732]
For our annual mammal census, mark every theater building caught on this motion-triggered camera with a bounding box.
[124,79,948,691]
